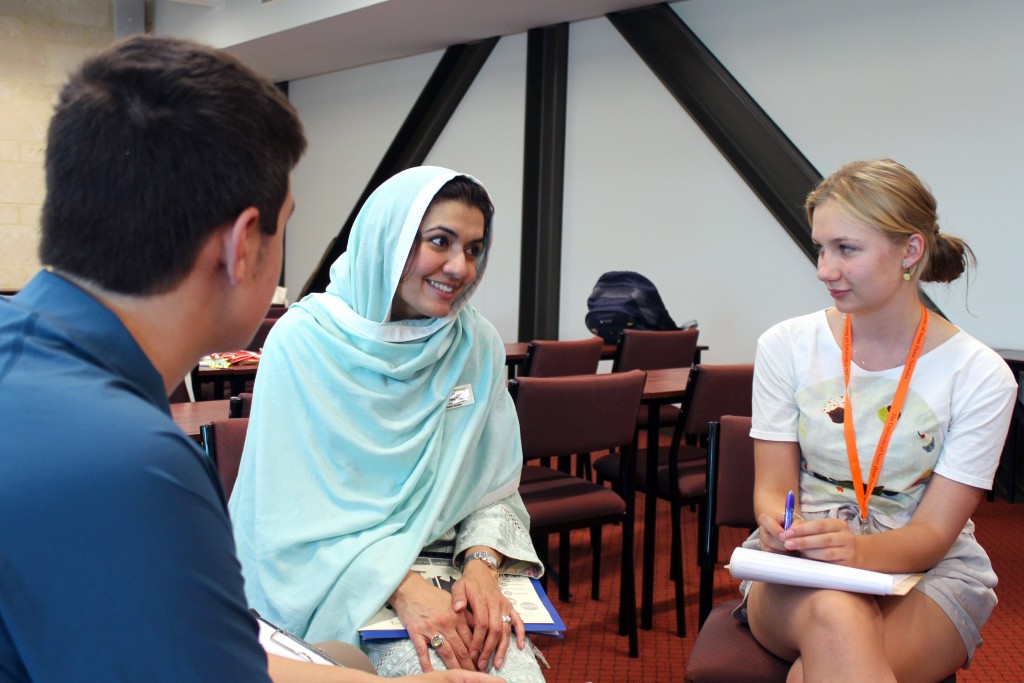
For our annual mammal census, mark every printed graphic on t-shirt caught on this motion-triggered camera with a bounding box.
[795,375,941,524]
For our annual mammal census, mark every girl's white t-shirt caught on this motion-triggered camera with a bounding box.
[752,310,1017,527]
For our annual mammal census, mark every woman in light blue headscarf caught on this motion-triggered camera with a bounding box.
[229,167,546,681]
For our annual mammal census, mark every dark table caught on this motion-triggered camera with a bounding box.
[171,399,232,442]
[193,363,259,400]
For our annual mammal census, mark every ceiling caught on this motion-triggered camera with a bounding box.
[158,0,661,82]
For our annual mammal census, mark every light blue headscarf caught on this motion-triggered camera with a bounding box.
[229,166,524,644]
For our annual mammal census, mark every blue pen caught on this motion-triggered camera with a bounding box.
[783,490,795,530]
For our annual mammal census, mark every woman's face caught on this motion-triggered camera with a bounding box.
[812,199,911,316]
[391,199,486,321]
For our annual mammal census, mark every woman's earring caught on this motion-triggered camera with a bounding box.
[902,263,912,281]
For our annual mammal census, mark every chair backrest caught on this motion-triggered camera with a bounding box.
[168,379,191,403]
[200,418,249,500]
[245,317,277,352]
[612,328,699,373]
[676,364,754,440]
[699,415,755,625]
[709,416,757,529]
[509,371,646,461]
[520,337,603,378]
[229,392,254,418]
[265,304,288,319]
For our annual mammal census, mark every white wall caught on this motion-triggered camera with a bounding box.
[675,0,1024,350]
[560,14,826,362]
[286,33,527,341]
[423,33,527,341]
[285,51,439,305]
[282,0,1022,361]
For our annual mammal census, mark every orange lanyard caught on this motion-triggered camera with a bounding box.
[842,303,928,520]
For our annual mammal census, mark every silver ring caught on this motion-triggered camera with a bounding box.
[500,615,512,624]
[429,633,445,649]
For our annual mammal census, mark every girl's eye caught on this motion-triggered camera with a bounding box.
[428,235,449,248]
[839,244,856,254]
[467,244,484,259]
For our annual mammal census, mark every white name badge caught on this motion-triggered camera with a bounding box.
[447,384,475,410]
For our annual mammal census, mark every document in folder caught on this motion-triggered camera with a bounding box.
[728,547,923,596]
[252,610,342,666]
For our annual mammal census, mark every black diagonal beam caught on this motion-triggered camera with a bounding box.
[607,4,941,314]
[519,24,569,342]
[608,4,819,262]
[301,38,499,297]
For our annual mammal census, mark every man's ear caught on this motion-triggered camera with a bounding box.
[222,207,261,286]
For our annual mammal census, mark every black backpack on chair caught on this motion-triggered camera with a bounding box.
[585,271,694,344]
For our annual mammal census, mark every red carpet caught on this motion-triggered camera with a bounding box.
[535,490,1024,682]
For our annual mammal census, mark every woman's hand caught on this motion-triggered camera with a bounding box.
[778,517,858,565]
[451,551,524,671]
[389,571,476,673]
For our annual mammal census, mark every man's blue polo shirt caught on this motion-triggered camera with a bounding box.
[0,271,271,682]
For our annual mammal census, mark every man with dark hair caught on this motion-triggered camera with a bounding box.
[0,35,496,683]
[39,35,306,298]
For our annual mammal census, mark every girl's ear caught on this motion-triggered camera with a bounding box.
[904,232,925,268]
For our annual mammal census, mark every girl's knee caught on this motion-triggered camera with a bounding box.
[801,589,881,631]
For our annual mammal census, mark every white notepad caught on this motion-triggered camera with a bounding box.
[728,547,923,596]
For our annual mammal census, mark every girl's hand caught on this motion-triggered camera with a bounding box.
[778,517,858,565]
[451,558,524,671]
[756,510,791,553]
[389,573,476,673]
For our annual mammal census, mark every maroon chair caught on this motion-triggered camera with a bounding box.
[245,317,277,353]
[510,371,646,658]
[665,364,754,634]
[200,418,249,500]
[611,328,699,426]
[520,337,604,378]
[594,363,754,636]
[265,304,288,319]
[168,378,191,403]
[686,416,790,682]
[593,327,700,488]
[520,337,604,477]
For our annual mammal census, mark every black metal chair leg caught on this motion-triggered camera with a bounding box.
[558,530,572,601]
